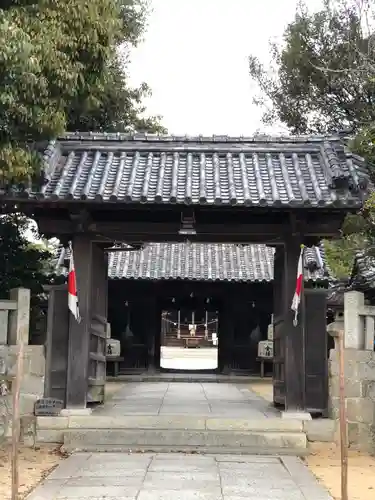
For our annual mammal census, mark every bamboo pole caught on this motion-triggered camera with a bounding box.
[11,341,24,500]
[338,329,348,500]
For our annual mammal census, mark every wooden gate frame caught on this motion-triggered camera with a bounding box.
[44,240,108,408]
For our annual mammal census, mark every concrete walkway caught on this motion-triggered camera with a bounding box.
[160,346,218,370]
[94,382,279,418]
[27,452,333,500]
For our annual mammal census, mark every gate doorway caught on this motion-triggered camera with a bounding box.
[160,294,219,372]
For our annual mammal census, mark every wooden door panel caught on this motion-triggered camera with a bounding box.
[87,247,107,403]
[304,289,328,414]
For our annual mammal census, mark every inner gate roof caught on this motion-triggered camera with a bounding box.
[56,242,330,284]
[2,132,369,208]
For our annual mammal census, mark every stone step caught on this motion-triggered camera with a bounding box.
[35,416,307,455]
[37,415,304,433]
[61,428,307,454]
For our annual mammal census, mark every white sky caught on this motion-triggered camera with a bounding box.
[129,0,324,135]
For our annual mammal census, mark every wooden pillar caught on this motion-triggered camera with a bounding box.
[66,235,93,409]
[283,238,305,412]
[272,246,285,405]
[218,293,233,374]
[144,295,158,371]
[304,288,328,415]
[154,301,161,370]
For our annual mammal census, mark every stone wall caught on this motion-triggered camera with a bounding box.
[0,289,45,440]
[329,348,375,451]
[328,290,375,452]
[0,347,45,440]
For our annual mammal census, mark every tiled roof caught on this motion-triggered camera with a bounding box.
[350,251,375,291]
[56,242,330,283]
[7,132,368,207]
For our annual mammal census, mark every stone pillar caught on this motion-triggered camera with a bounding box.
[0,306,13,345]
[8,288,30,345]
[344,291,375,350]
[344,291,365,349]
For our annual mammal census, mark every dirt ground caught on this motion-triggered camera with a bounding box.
[0,444,64,500]
[0,382,124,499]
[249,379,375,500]
[306,443,375,500]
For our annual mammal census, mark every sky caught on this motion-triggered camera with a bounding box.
[128,0,324,136]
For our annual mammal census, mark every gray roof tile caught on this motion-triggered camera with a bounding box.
[57,242,329,283]
[34,133,369,207]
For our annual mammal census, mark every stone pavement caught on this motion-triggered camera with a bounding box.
[160,346,218,370]
[93,382,279,418]
[27,452,333,500]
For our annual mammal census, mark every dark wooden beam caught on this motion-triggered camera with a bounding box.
[36,216,342,240]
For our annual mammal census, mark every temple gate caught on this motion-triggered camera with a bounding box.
[1,132,369,415]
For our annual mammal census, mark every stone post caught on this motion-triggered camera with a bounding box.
[0,298,18,345]
[344,291,375,350]
[8,288,30,345]
[344,291,364,349]
[328,312,375,452]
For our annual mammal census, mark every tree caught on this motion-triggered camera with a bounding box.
[0,215,64,341]
[249,0,375,135]
[0,2,164,339]
[248,0,375,277]
[0,0,163,186]
[66,52,165,133]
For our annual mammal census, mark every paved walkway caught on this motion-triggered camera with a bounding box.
[27,452,332,500]
[160,346,218,370]
[94,382,279,418]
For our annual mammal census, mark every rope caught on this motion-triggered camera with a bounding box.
[161,318,218,328]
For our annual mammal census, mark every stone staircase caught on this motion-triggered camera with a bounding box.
[35,415,309,455]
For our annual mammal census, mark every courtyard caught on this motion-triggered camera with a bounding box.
[160,346,218,371]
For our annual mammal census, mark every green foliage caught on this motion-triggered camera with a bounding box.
[249,1,375,135]
[0,1,164,340]
[66,52,166,134]
[0,215,64,341]
[249,0,375,277]
[0,0,163,184]
[324,235,366,278]
[0,215,51,296]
